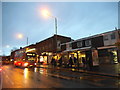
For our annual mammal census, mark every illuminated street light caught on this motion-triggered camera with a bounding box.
[16,33,28,45]
[41,8,58,53]
[41,9,57,35]
[17,33,23,39]
[41,9,51,18]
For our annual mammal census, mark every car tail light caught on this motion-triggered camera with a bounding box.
[24,62,29,67]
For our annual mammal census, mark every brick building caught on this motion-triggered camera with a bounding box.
[36,34,72,64]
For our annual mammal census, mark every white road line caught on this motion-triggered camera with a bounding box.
[4,74,15,85]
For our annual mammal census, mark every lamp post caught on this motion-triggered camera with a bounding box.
[41,9,58,35]
[55,17,57,35]
[41,9,58,52]
[17,33,29,45]
[27,37,28,45]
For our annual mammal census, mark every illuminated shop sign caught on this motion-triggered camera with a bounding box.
[27,53,35,56]
[26,48,36,52]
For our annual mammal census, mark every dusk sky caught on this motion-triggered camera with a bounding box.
[2,2,118,55]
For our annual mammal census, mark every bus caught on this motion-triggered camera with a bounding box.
[14,49,37,67]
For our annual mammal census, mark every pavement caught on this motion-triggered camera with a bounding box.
[36,63,120,78]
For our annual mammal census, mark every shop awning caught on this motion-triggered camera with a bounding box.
[63,46,91,52]
[97,45,116,50]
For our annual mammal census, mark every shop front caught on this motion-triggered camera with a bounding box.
[67,50,86,68]
[37,52,53,65]
[61,47,96,68]
[98,46,118,64]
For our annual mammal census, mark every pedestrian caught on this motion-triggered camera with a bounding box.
[51,57,56,67]
[82,57,86,69]
[73,57,78,68]
[86,57,93,70]
[58,57,62,67]
[69,57,73,68]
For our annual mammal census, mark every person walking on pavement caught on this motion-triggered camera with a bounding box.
[51,56,56,67]
[82,57,86,69]
[58,56,62,67]
[86,57,93,70]
[69,57,73,68]
[73,57,78,68]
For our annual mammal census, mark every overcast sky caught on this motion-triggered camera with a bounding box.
[2,2,118,55]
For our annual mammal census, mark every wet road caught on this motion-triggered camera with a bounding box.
[1,65,120,88]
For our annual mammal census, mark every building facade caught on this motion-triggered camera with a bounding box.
[61,34,104,68]
[98,29,120,64]
[10,29,120,67]
[35,35,72,64]
[60,29,120,69]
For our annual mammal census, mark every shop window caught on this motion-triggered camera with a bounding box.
[57,41,61,47]
[77,41,82,47]
[111,32,116,39]
[85,40,91,46]
[104,35,109,40]
[61,44,66,50]
[111,51,118,64]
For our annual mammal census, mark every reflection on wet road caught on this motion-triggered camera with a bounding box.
[1,65,120,88]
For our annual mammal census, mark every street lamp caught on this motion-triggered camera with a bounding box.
[41,9,57,35]
[17,33,23,39]
[17,33,29,45]
[41,9,58,53]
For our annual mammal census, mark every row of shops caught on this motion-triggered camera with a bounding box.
[10,29,120,69]
[59,29,120,69]
[34,46,119,69]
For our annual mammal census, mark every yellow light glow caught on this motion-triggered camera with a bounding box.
[54,56,57,60]
[24,68,28,79]
[26,48,36,52]
[43,56,47,64]
[40,56,44,62]
[17,34,23,39]
[41,9,51,18]
[72,68,75,71]
[27,53,34,56]
[48,52,52,55]
[24,62,29,66]
[10,59,13,61]
[34,67,37,72]
[39,69,44,74]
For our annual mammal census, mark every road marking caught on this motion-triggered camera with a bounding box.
[4,73,15,85]
[7,77,15,85]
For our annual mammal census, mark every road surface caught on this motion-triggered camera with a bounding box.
[1,65,119,88]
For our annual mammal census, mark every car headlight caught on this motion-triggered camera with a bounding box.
[24,63,29,66]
